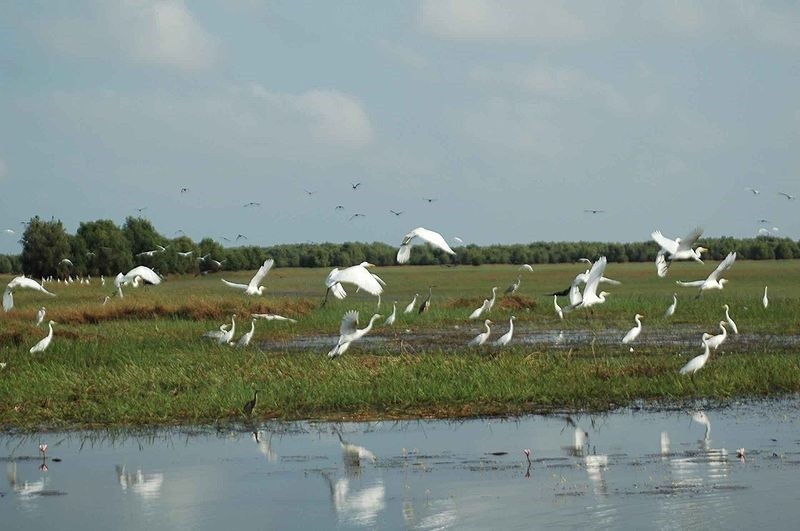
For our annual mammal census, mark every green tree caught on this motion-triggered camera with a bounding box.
[75,219,133,275]
[21,217,72,277]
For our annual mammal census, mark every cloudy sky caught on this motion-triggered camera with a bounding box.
[1,1,799,254]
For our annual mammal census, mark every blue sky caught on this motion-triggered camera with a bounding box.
[1,1,799,253]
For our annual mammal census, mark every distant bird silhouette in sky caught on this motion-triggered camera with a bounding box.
[243,202,261,207]
[351,182,362,190]
[389,210,404,216]
[348,213,365,221]
[778,191,795,200]
[584,209,604,214]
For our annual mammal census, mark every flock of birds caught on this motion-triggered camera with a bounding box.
[1,224,774,379]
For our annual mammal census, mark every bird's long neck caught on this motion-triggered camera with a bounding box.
[48,322,54,335]
[720,324,726,337]
[635,316,641,328]
[484,321,491,334]
[508,318,514,332]
[364,315,381,332]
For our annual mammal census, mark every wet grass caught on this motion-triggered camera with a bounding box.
[1,260,799,429]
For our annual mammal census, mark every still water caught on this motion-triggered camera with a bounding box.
[3,398,800,530]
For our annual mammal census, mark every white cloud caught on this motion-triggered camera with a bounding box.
[471,65,629,113]
[377,40,429,70]
[40,0,220,70]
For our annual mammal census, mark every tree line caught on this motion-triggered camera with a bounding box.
[0,216,798,277]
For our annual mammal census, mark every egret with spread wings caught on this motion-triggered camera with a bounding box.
[221,259,274,296]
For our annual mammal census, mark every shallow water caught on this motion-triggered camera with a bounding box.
[4,398,800,530]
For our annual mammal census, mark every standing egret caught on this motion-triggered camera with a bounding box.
[35,307,46,326]
[468,299,490,320]
[680,336,711,377]
[468,319,492,346]
[493,316,515,346]
[383,302,397,326]
[553,295,563,319]
[418,287,432,314]
[396,227,456,264]
[236,318,257,348]
[324,262,384,303]
[651,227,706,277]
[722,304,738,334]
[4,276,56,312]
[504,277,521,296]
[328,310,382,358]
[762,286,769,309]
[222,259,274,296]
[664,294,677,317]
[220,315,236,345]
[486,286,499,311]
[676,252,737,294]
[621,314,644,345]
[30,321,56,353]
[704,321,728,350]
[203,322,230,341]
[403,294,418,314]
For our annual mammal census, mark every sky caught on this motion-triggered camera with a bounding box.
[1,1,799,254]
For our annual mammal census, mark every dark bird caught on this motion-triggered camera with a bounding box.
[419,287,432,314]
[548,286,571,297]
[304,189,316,195]
[584,209,604,214]
[221,236,232,242]
[180,187,189,193]
[757,218,771,224]
[348,213,365,221]
[243,390,259,416]
[351,182,362,190]
[423,197,436,203]
[389,210,404,216]
[136,207,147,213]
[236,234,247,242]
[243,202,261,207]
[335,205,345,210]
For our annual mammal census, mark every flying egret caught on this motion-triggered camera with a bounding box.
[177,250,194,257]
[324,262,385,303]
[252,313,297,323]
[703,321,728,350]
[493,316,515,346]
[468,299,491,320]
[563,257,611,312]
[396,227,456,264]
[504,277,521,295]
[389,210,404,216]
[328,310,382,358]
[723,304,738,334]
[418,287,432,314]
[236,319,257,348]
[486,286,499,311]
[762,286,769,308]
[221,259,274,296]
[621,314,644,345]
[35,307,46,326]
[745,187,759,195]
[468,319,492,346]
[676,252,737,293]
[680,336,711,377]
[664,293,677,317]
[351,182,362,190]
[4,276,56,312]
[651,227,706,277]
[59,258,74,267]
[136,245,167,258]
[403,294,418,314]
[383,301,397,326]
[519,264,534,272]
[553,295,563,319]
[30,320,56,353]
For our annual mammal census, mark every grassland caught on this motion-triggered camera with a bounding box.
[1,259,799,430]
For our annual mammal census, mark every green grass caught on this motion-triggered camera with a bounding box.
[1,260,799,430]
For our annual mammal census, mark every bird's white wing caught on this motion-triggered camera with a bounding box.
[248,259,275,290]
[370,272,387,287]
[2,288,12,312]
[655,250,668,278]
[13,277,55,296]
[599,276,621,286]
[675,227,703,252]
[396,243,412,264]
[330,282,347,299]
[331,266,384,296]
[412,227,456,255]
[568,282,583,306]
[252,313,297,323]
[651,231,678,255]
[339,310,360,336]
[675,280,705,287]
[583,256,608,300]
[221,279,248,290]
[125,266,162,285]
[706,252,736,282]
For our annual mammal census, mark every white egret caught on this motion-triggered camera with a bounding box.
[621,314,644,344]
[468,319,492,346]
[383,301,397,326]
[486,286,499,311]
[745,187,759,195]
[59,258,74,267]
[468,299,490,320]
[762,286,769,309]
[252,313,298,323]
[220,315,237,345]
[723,304,738,334]
[664,293,677,317]
[236,318,257,348]
[680,336,711,377]
[4,276,56,312]
[30,320,56,353]
[324,262,384,303]
[704,321,727,350]
[519,264,534,272]
[136,245,167,258]
[553,295,563,319]
[676,252,737,293]
[504,277,521,295]
[203,322,230,341]
[651,227,706,277]
[177,250,194,258]
[403,294,418,314]
[114,265,162,298]
[396,227,456,264]
[418,287,432,314]
[35,306,46,326]
[563,256,611,312]
[328,310,382,358]
[493,316,515,346]
[221,258,274,296]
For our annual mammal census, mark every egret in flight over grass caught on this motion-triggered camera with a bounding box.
[651,227,706,277]
[324,262,385,303]
[114,265,162,297]
[252,313,297,323]
[396,227,456,264]
[468,319,492,346]
[563,256,611,312]
[676,252,736,294]
[4,276,56,312]
[221,259,274,296]
[30,320,56,353]
[328,310,382,358]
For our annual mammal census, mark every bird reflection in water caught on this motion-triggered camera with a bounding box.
[252,430,278,463]
[116,465,164,499]
[6,462,47,498]
[335,428,377,477]
[691,411,712,445]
